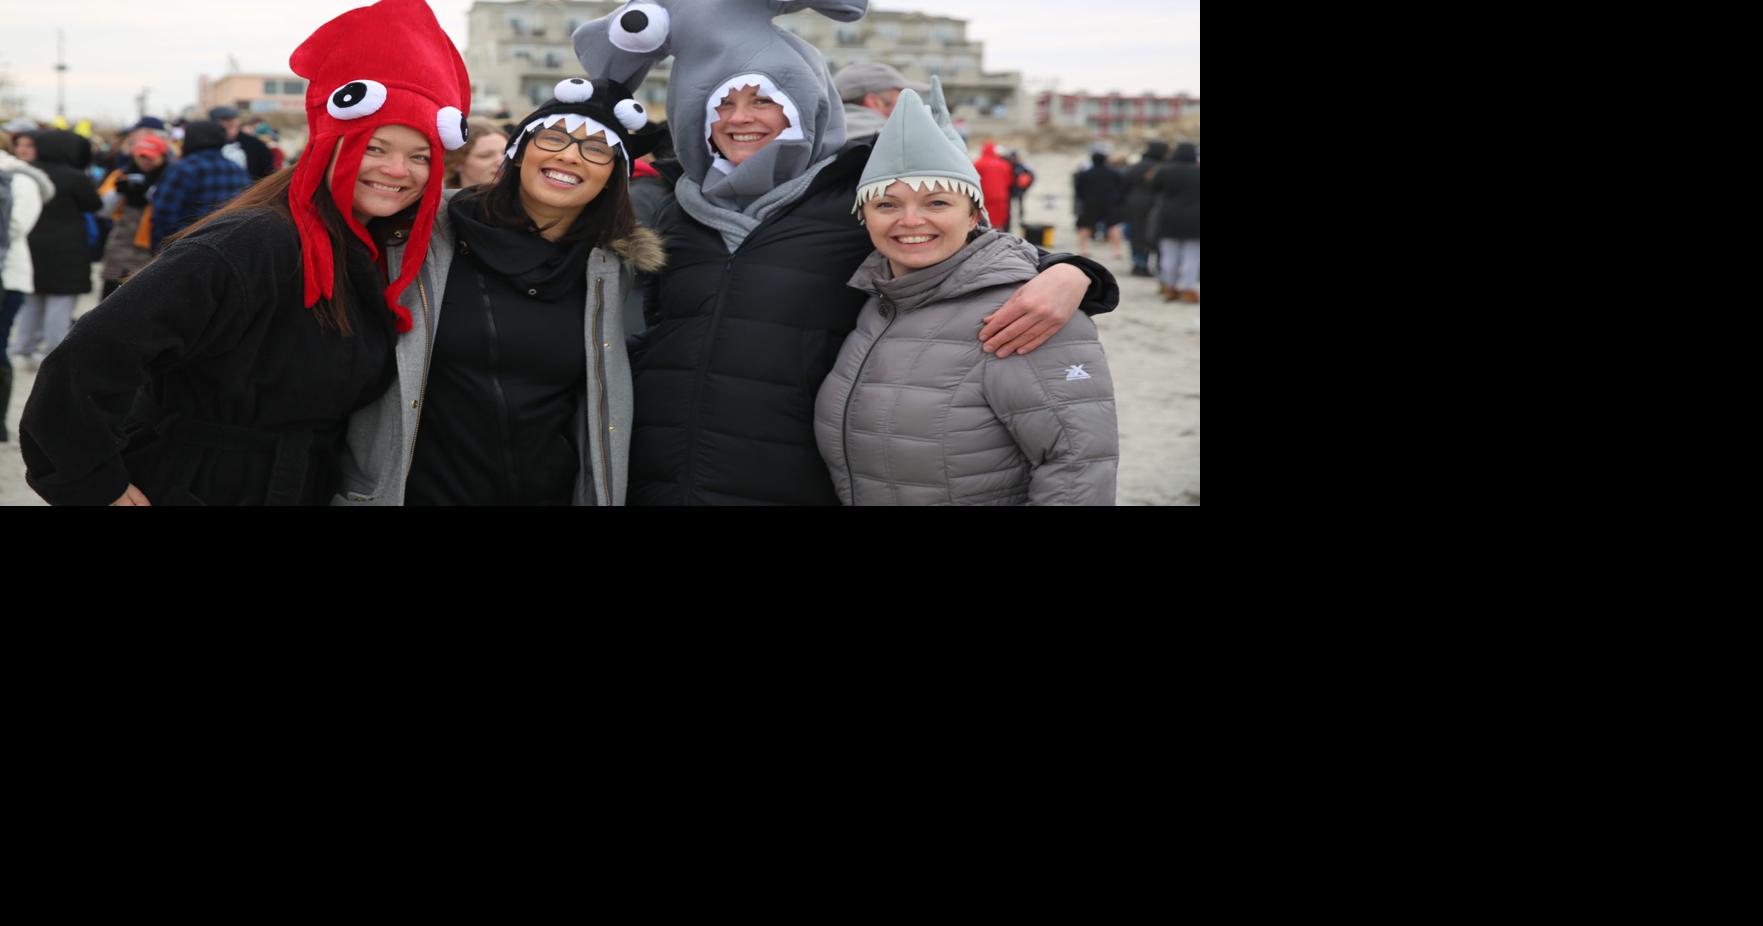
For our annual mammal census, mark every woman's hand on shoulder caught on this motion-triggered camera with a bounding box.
[980,263,1088,358]
[111,484,152,506]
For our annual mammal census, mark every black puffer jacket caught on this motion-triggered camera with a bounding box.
[631,146,1120,506]
[25,130,101,294]
[632,147,875,506]
[1150,143,1201,241]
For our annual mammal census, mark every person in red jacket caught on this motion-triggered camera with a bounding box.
[973,140,1015,235]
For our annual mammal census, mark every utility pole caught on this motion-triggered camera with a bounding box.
[136,86,151,121]
[55,30,67,117]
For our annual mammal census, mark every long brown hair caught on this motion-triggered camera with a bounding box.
[166,166,361,335]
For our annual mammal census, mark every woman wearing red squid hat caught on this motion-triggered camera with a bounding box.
[19,0,471,506]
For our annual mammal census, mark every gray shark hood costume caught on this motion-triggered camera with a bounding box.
[573,0,868,250]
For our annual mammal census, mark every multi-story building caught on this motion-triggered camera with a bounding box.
[1035,91,1200,139]
[464,0,1027,133]
[198,73,308,115]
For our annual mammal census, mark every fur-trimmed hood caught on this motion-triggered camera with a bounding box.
[611,224,665,273]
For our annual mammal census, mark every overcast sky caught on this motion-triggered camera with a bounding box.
[0,0,1200,125]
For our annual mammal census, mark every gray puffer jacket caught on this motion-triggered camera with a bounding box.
[815,230,1118,505]
[334,190,663,506]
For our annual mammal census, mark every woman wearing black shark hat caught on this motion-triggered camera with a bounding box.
[335,77,667,505]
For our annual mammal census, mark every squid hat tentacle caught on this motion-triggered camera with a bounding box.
[288,0,471,332]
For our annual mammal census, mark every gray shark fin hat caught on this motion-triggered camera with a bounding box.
[853,76,988,227]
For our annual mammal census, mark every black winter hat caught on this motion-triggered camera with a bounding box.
[506,77,666,174]
[181,120,230,154]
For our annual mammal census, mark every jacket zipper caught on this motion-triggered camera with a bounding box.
[478,271,522,501]
[592,275,613,506]
[402,275,434,489]
[840,293,897,506]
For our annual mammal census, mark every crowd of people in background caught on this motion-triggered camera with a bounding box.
[0,0,1196,505]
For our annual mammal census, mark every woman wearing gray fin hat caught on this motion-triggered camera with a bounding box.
[335,77,667,505]
[816,84,1117,505]
[573,0,1119,506]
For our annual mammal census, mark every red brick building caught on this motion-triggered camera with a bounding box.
[1035,91,1199,138]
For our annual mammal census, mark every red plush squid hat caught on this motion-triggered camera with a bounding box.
[289,0,472,332]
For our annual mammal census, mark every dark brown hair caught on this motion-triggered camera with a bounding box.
[166,166,361,335]
[478,142,636,249]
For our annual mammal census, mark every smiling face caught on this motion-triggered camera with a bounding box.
[861,180,980,278]
[710,84,791,166]
[517,124,616,241]
[329,124,432,224]
[459,131,509,187]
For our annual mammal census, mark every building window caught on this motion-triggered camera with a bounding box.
[837,26,861,45]
[263,80,279,95]
[282,80,305,96]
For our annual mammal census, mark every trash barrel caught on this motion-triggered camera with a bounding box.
[1020,223,1054,248]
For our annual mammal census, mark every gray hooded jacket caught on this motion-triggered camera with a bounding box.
[814,230,1118,505]
[332,190,664,506]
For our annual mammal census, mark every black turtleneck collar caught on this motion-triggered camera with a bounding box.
[448,189,592,301]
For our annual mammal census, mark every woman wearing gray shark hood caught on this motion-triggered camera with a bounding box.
[574,0,1119,506]
[816,84,1117,504]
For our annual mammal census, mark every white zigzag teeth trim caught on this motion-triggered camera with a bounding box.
[703,73,806,144]
[851,177,984,213]
[512,114,628,161]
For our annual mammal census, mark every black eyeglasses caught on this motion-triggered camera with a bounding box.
[530,130,617,165]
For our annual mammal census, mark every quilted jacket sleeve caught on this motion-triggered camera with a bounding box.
[981,313,1119,505]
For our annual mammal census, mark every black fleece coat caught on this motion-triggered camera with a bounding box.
[1150,146,1201,241]
[1123,143,1169,252]
[631,145,1120,506]
[25,131,102,294]
[21,207,396,505]
[1073,162,1126,227]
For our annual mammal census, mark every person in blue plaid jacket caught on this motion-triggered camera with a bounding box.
[151,120,252,252]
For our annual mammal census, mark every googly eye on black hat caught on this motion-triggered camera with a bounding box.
[555,78,594,104]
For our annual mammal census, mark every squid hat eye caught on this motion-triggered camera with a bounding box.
[555,78,594,103]
[613,98,648,133]
[608,2,670,53]
[436,106,469,150]
[327,79,388,119]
